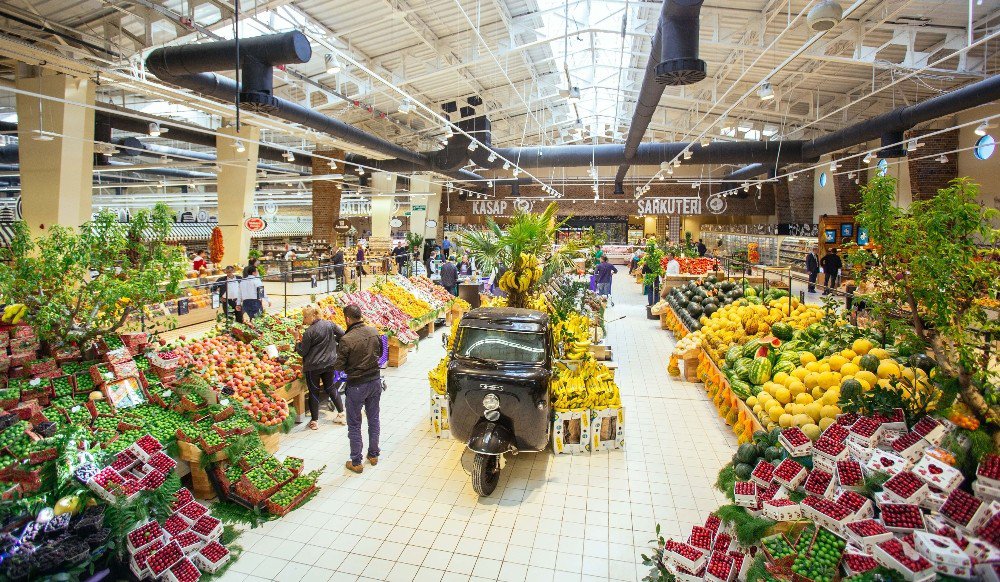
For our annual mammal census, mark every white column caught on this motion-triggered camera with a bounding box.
[15,68,96,234]
[216,125,260,267]
[424,180,443,241]
[370,172,397,239]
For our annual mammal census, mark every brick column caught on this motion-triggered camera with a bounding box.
[311,149,344,244]
[833,154,862,214]
[772,180,793,223]
[907,128,958,202]
[788,168,815,223]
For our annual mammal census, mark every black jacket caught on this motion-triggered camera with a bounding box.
[440,261,458,287]
[332,250,345,273]
[821,253,842,274]
[332,321,382,386]
[806,252,819,274]
[295,319,345,372]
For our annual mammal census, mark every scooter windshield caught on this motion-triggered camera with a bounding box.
[455,326,546,364]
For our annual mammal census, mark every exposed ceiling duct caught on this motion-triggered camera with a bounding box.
[613,0,706,192]
[723,73,1000,181]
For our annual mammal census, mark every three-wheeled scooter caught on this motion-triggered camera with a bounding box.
[445,307,552,496]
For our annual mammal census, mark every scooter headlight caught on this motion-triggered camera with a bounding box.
[483,393,500,411]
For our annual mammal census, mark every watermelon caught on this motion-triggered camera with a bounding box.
[773,360,796,375]
[747,358,773,385]
[736,444,759,463]
[733,358,753,381]
[841,378,864,399]
[908,354,935,373]
[764,446,784,462]
[742,339,763,359]
[744,287,757,297]
[745,296,763,305]
[730,380,752,399]
[734,463,753,481]
[859,354,880,373]
[725,346,743,367]
[771,322,794,342]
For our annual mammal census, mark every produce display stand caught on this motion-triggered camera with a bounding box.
[274,379,306,424]
[176,431,282,499]
[661,271,725,292]
[388,337,410,367]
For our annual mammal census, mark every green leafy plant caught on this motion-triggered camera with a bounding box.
[640,524,676,582]
[0,204,185,348]
[715,504,777,546]
[847,175,1000,449]
[641,237,665,287]
[405,231,424,253]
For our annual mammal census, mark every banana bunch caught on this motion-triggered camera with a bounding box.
[428,356,449,395]
[554,313,593,360]
[497,252,543,293]
[1,304,27,324]
[551,360,621,410]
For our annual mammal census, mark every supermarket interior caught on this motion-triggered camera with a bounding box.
[1,0,1000,581]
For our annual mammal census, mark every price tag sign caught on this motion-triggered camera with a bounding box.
[211,293,220,309]
[256,286,265,300]
[220,398,230,406]
[177,298,190,315]
[71,406,81,413]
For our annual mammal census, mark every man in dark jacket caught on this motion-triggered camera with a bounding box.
[697,239,707,257]
[391,243,408,274]
[293,306,346,429]
[820,248,843,295]
[805,246,820,293]
[593,256,618,306]
[212,266,243,323]
[331,247,346,290]
[332,304,384,473]
[439,257,459,296]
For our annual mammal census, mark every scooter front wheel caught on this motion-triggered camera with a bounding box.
[471,453,500,496]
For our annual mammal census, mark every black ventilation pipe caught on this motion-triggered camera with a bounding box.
[613,0,706,191]
[723,73,1000,181]
[146,32,433,168]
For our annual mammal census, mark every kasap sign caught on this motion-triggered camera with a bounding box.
[636,196,704,216]
[471,199,511,215]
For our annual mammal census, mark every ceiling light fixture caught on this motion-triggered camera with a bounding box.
[937,154,948,163]
[467,141,478,152]
[975,121,991,136]
[445,126,454,138]
[559,86,581,103]
[283,151,295,162]
[502,161,511,170]
[324,53,342,75]
[357,167,365,175]
[700,137,711,147]
[657,173,664,181]
[683,149,693,160]
[487,180,493,188]
[674,159,681,168]
[148,122,161,137]
[807,0,844,31]
[667,166,674,175]
[757,82,775,101]
[487,152,497,162]
[863,152,873,164]
[512,168,520,177]
[398,99,412,114]
[907,138,919,151]
[234,140,245,153]
[848,172,855,179]
[829,161,839,170]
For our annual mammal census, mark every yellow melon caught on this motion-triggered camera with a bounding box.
[785,403,796,414]
[805,361,823,373]
[819,363,831,373]
[820,404,841,419]
[788,381,806,397]
[792,368,809,381]
[878,360,901,379]
[794,393,814,405]
[753,404,763,415]
[852,338,873,355]
[802,424,822,441]
[840,349,857,360]
[793,413,812,427]
[811,386,825,400]
[779,413,794,428]
[869,348,891,360]
[804,402,823,422]
[800,352,817,365]
[818,417,835,431]
[828,355,848,372]
[769,406,784,423]
[818,371,838,389]
[772,372,790,386]
[747,395,759,407]
[804,372,821,390]
[822,390,840,406]
[855,371,878,387]
[840,363,861,377]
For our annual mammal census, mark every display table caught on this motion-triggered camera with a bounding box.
[177,432,281,499]
[660,271,725,293]
[274,379,307,424]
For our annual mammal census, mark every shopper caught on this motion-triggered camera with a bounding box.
[440,256,459,296]
[213,266,243,324]
[294,305,346,430]
[457,255,473,277]
[392,242,408,274]
[697,239,707,257]
[594,256,618,306]
[806,246,820,293]
[442,236,452,260]
[820,248,842,295]
[239,265,268,320]
[192,250,207,274]
[332,246,346,290]
[665,253,681,276]
[333,304,384,473]
[355,245,367,277]
[629,249,641,273]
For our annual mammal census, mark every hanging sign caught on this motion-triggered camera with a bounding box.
[334,219,351,233]
[197,210,209,222]
[635,197,702,216]
[177,298,190,315]
[389,218,403,228]
[412,204,427,211]
[471,200,510,215]
[244,217,267,232]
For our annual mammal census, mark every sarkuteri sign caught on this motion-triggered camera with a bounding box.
[637,196,702,215]
[472,200,510,215]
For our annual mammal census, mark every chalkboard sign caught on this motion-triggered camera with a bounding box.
[177,298,190,315]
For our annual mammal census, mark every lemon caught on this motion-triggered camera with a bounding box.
[852,338,873,355]
[818,417,835,431]
[828,355,848,372]
[820,404,841,419]
[774,387,792,404]
[802,423,822,441]
[794,393,814,405]
[779,413,794,428]
[800,352,817,365]
[878,360,901,379]
[840,362,860,377]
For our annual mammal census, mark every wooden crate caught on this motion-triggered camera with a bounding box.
[388,342,408,367]
[588,345,613,361]
[659,312,669,330]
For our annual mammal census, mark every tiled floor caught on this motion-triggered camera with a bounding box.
[217,275,736,582]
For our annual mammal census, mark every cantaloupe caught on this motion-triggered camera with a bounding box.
[852,338,873,355]
[878,360,901,379]
[774,387,791,404]
[794,393,814,405]
[800,352,817,365]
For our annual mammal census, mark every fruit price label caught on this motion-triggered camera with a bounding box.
[177,298,189,316]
